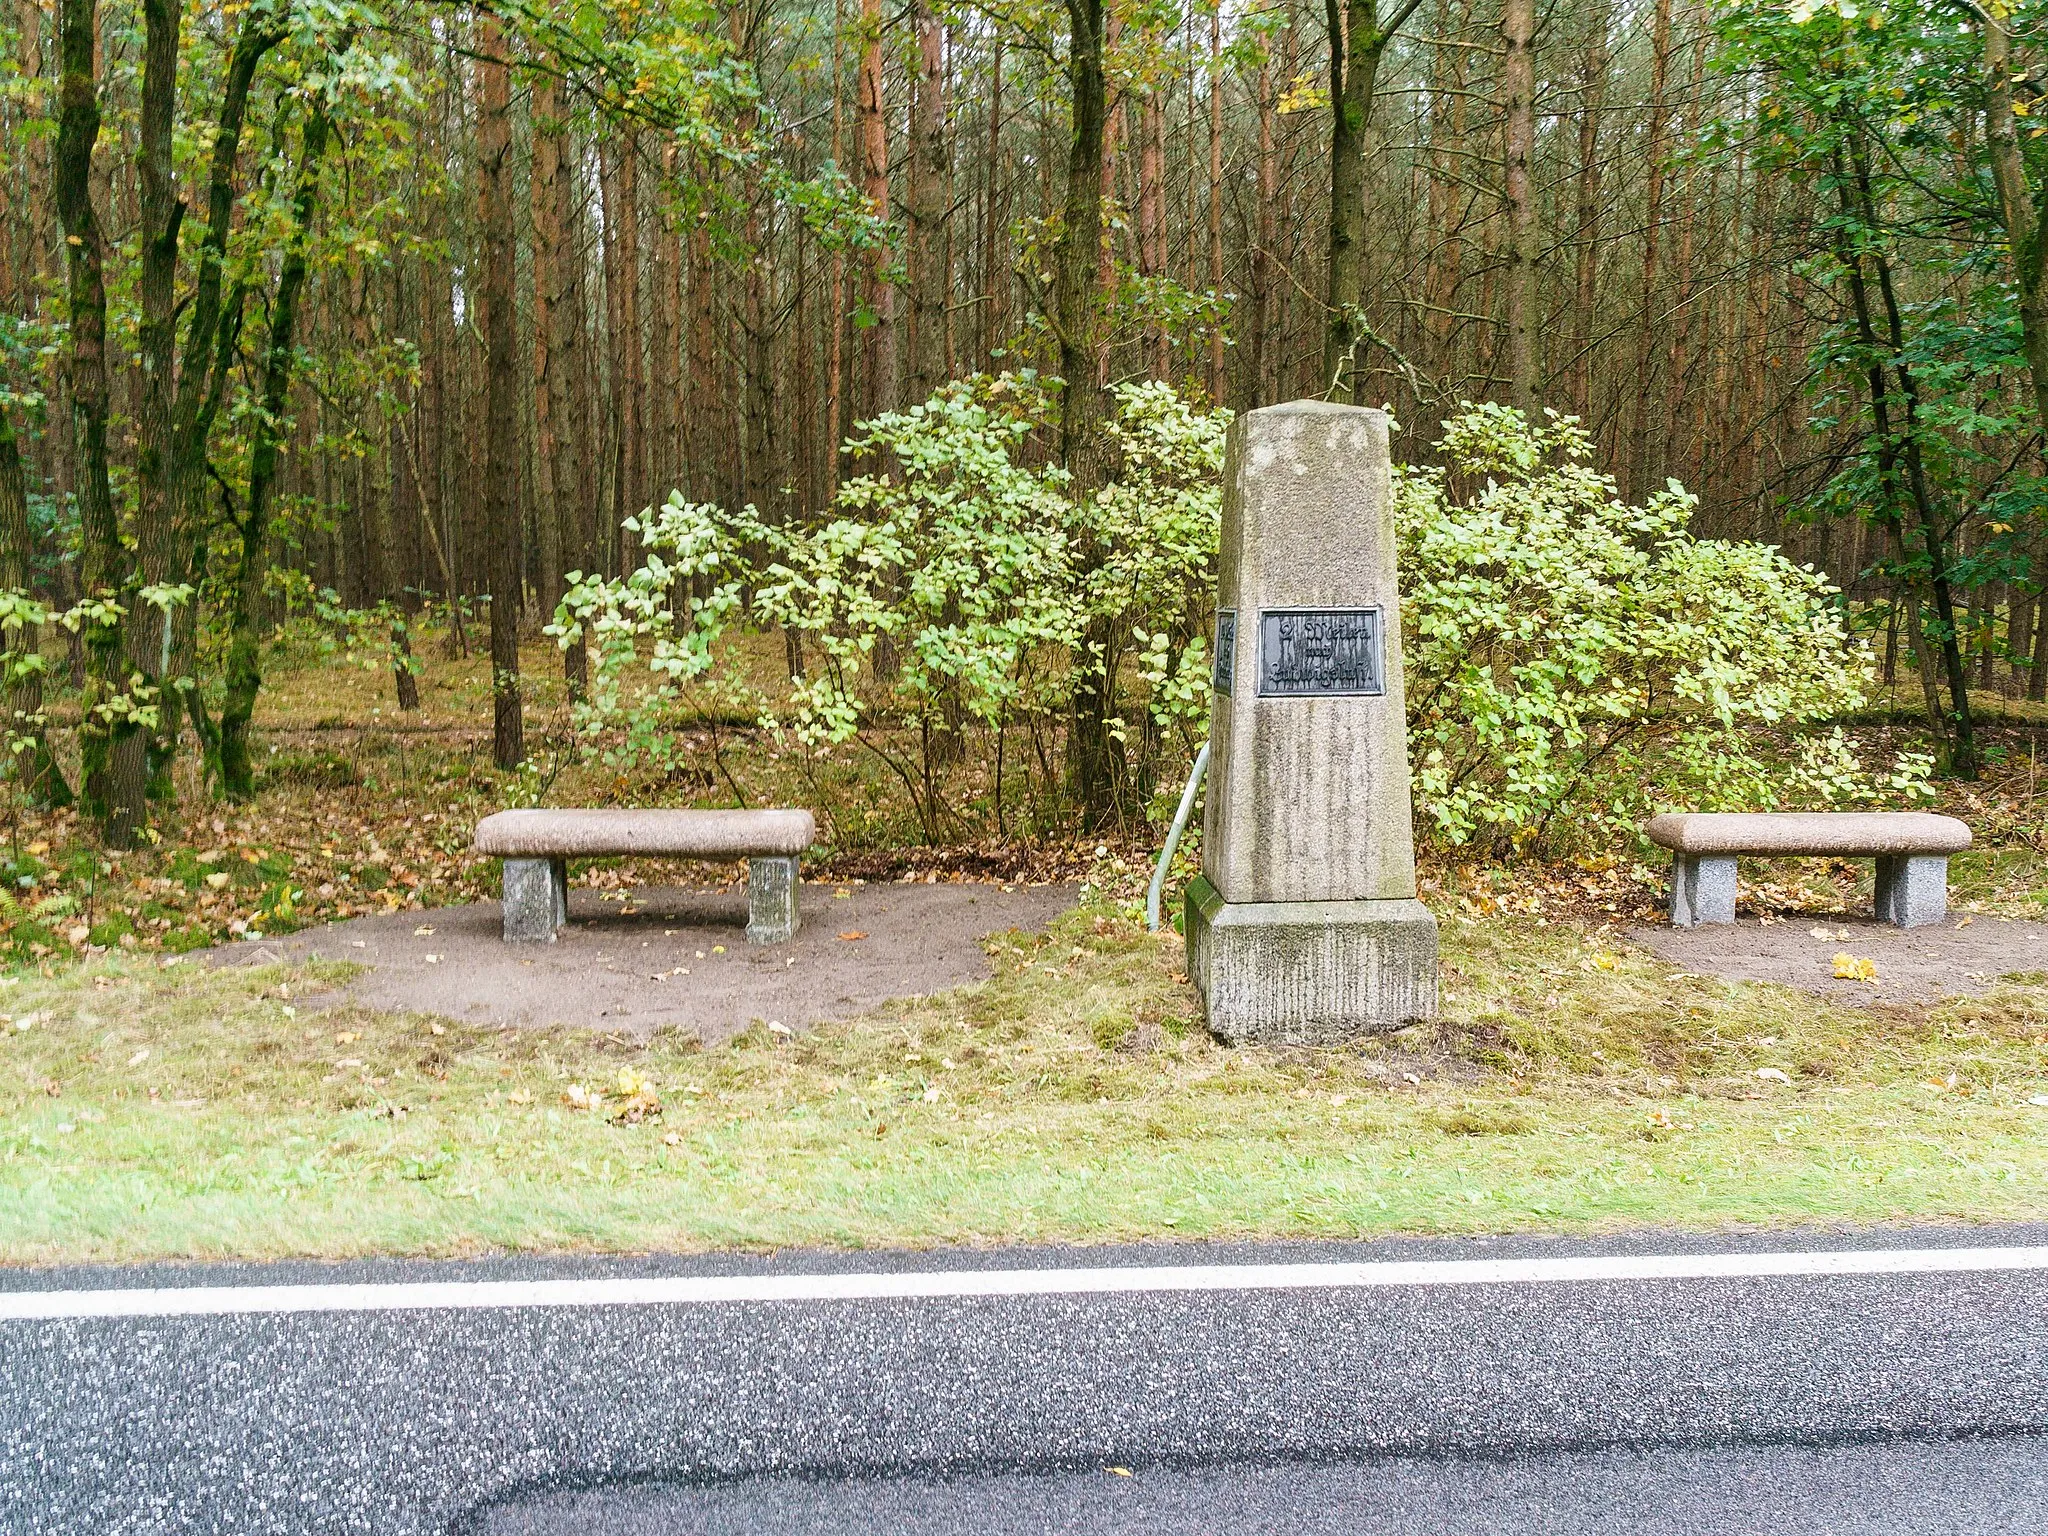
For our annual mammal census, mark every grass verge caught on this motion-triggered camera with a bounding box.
[4,907,2048,1264]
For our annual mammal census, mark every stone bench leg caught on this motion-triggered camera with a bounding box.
[746,855,801,945]
[1875,854,1947,928]
[502,857,568,943]
[1670,854,1736,927]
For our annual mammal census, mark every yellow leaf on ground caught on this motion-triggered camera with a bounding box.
[1832,953,1877,981]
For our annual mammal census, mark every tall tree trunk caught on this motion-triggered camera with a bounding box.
[906,0,948,403]
[1248,49,1276,406]
[477,10,523,769]
[613,133,646,525]
[1981,11,2048,449]
[1055,0,1126,826]
[1830,135,1975,777]
[1846,133,1974,776]
[1498,0,1537,412]
[1567,3,1607,415]
[1138,69,1167,379]
[1625,0,1675,497]
[352,270,416,712]
[1321,0,1423,400]
[856,0,894,417]
[1206,0,1225,400]
[537,72,589,695]
[531,64,570,636]
[1054,0,1108,483]
[56,0,145,843]
[216,91,336,799]
[981,34,1006,369]
[133,0,184,794]
[167,9,281,759]
[0,403,69,805]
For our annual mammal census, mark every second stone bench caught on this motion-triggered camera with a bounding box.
[472,808,817,945]
[1644,811,1971,929]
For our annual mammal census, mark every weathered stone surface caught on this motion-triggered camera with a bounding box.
[1669,854,1737,928]
[1652,815,1965,930]
[474,808,816,859]
[1644,812,1970,858]
[1185,877,1438,1043]
[1875,854,1949,929]
[502,857,567,944]
[746,855,801,945]
[1188,401,1438,1042]
[1202,401,1418,905]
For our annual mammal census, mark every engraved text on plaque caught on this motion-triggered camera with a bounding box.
[1256,607,1384,697]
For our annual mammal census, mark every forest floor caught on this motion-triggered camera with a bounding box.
[2,620,2047,1263]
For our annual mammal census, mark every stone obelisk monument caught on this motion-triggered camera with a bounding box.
[1185,400,1439,1043]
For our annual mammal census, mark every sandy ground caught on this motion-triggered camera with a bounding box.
[208,881,1078,1039]
[1630,912,2048,1006]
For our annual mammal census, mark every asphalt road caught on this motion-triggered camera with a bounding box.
[5,1227,2048,1535]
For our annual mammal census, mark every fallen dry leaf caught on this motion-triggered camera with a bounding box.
[836,931,868,941]
[1831,953,1877,981]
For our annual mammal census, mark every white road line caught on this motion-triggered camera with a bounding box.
[3,1246,2046,1321]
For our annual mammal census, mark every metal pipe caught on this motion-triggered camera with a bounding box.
[1146,742,1210,933]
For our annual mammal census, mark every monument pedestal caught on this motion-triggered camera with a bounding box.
[1186,877,1438,1045]
[1189,399,1439,1044]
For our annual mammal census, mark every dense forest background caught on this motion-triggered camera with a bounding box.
[0,0,2043,847]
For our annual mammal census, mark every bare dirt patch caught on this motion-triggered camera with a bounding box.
[1629,913,2048,1006]
[208,880,1077,1039]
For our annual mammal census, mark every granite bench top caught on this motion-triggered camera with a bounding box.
[1643,811,1971,858]
[474,808,816,859]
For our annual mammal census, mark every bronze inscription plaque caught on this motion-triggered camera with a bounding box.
[1256,608,1384,697]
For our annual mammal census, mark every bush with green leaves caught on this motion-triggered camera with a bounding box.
[558,390,1921,853]
[555,374,1227,839]
[1395,403,1929,852]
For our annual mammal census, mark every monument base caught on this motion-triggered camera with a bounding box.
[1185,875,1439,1045]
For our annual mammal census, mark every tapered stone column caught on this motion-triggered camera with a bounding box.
[1185,400,1439,1044]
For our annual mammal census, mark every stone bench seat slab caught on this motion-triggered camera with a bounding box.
[473,808,816,860]
[1645,811,1970,858]
[1645,811,1970,931]
[473,808,817,947]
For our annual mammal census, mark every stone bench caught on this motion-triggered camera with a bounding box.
[1644,811,1971,929]
[472,808,816,945]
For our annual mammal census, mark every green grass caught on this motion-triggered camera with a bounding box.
[4,907,2048,1265]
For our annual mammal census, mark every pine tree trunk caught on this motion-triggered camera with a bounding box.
[217,92,336,799]
[1499,0,1537,412]
[1248,52,1275,407]
[531,67,565,628]
[1568,5,1607,415]
[56,0,145,842]
[1139,76,1166,378]
[476,11,523,770]
[906,0,948,403]
[1626,0,1675,498]
[0,403,70,805]
[1981,13,2048,452]
[133,0,184,795]
[1206,0,1225,401]
[857,0,895,417]
[1321,0,1417,401]
[1057,0,1119,826]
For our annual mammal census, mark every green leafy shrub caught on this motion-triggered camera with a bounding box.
[556,389,1919,853]
[1396,404,1929,851]
[557,375,1227,839]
